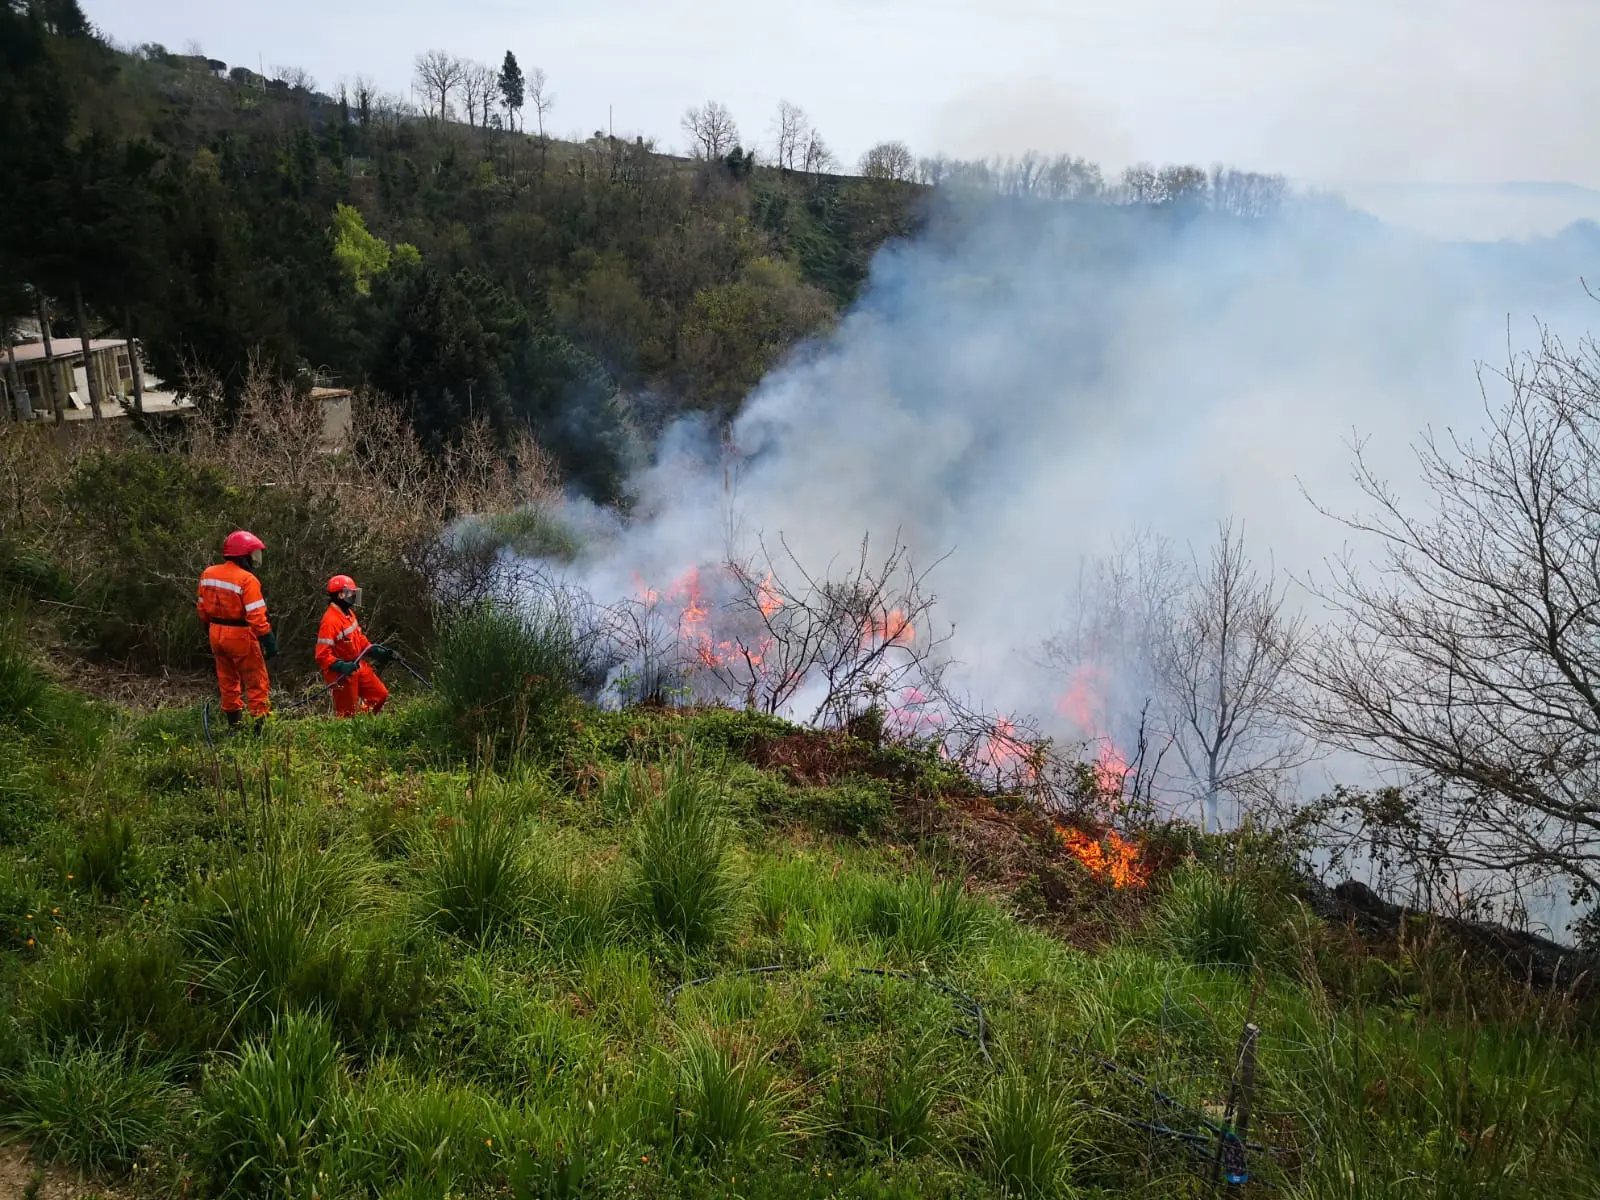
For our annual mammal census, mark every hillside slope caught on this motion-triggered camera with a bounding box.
[0,622,1595,1200]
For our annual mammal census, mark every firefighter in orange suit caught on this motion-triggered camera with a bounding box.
[315,575,391,716]
[197,530,276,730]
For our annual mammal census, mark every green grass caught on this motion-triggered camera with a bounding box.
[663,1024,787,1162]
[1155,860,1276,969]
[629,749,742,950]
[0,1042,179,1174]
[966,1057,1087,1199]
[0,669,1594,1200]
[184,822,378,1022]
[417,779,538,941]
[862,867,987,964]
[433,599,591,758]
[0,608,50,728]
[198,1011,344,1197]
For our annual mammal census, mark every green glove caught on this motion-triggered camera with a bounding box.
[368,644,395,665]
[332,658,359,677]
[259,631,278,660]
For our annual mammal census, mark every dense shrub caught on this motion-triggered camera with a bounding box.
[433,600,589,759]
[24,932,217,1057]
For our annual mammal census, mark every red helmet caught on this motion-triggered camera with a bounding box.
[222,530,265,558]
[327,574,359,595]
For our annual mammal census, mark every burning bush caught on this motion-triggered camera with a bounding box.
[1055,824,1150,890]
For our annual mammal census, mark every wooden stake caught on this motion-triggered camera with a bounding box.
[1210,1020,1260,1192]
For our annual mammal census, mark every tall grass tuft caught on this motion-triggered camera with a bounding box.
[0,606,49,729]
[25,931,217,1057]
[829,1035,948,1156]
[966,1056,1087,1199]
[1156,862,1269,969]
[0,1042,178,1174]
[433,599,589,758]
[198,1011,344,1198]
[667,1025,786,1162]
[505,1100,627,1200]
[417,781,536,941]
[186,830,375,1019]
[863,868,986,963]
[630,750,740,950]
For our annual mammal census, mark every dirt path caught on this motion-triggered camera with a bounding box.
[0,1146,127,1200]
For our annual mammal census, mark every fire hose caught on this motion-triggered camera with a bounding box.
[279,642,435,713]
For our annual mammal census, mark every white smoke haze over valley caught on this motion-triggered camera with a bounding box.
[554,199,1599,717]
[523,197,1600,933]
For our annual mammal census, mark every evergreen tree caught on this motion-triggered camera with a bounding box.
[498,51,524,131]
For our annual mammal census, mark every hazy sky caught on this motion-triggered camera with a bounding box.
[90,0,1598,231]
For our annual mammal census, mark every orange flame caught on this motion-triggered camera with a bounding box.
[1056,825,1149,888]
[865,608,914,647]
[1055,663,1108,730]
[1093,743,1129,800]
[979,717,1039,781]
[758,573,783,618]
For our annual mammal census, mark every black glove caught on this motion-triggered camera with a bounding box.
[332,658,359,677]
[259,631,278,660]
[367,644,395,665]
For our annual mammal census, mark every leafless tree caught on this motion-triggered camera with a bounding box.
[270,64,315,92]
[1305,318,1600,896]
[461,61,498,129]
[526,66,553,137]
[682,100,740,160]
[352,74,376,127]
[859,140,916,182]
[1041,155,1104,201]
[1155,522,1310,831]
[773,100,807,172]
[802,128,836,178]
[414,49,467,121]
[1211,167,1288,218]
[1157,164,1210,205]
[1043,525,1310,830]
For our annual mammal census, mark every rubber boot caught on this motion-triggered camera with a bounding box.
[251,716,267,738]
[224,709,242,735]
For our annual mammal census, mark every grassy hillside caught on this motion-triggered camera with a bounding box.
[0,612,1595,1200]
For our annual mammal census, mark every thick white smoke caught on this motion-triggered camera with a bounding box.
[554,198,1599,757]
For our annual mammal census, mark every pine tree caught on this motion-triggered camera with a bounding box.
[498,51,524,131]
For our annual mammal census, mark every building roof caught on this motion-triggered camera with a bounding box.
[7,339,129,365]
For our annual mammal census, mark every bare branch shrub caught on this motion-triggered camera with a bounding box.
[607,533,951,725]
[1043,524,1311,830]
[1305,319,1600,898]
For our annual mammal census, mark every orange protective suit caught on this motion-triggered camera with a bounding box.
[196,562,272,717]
[314,602,388,716]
